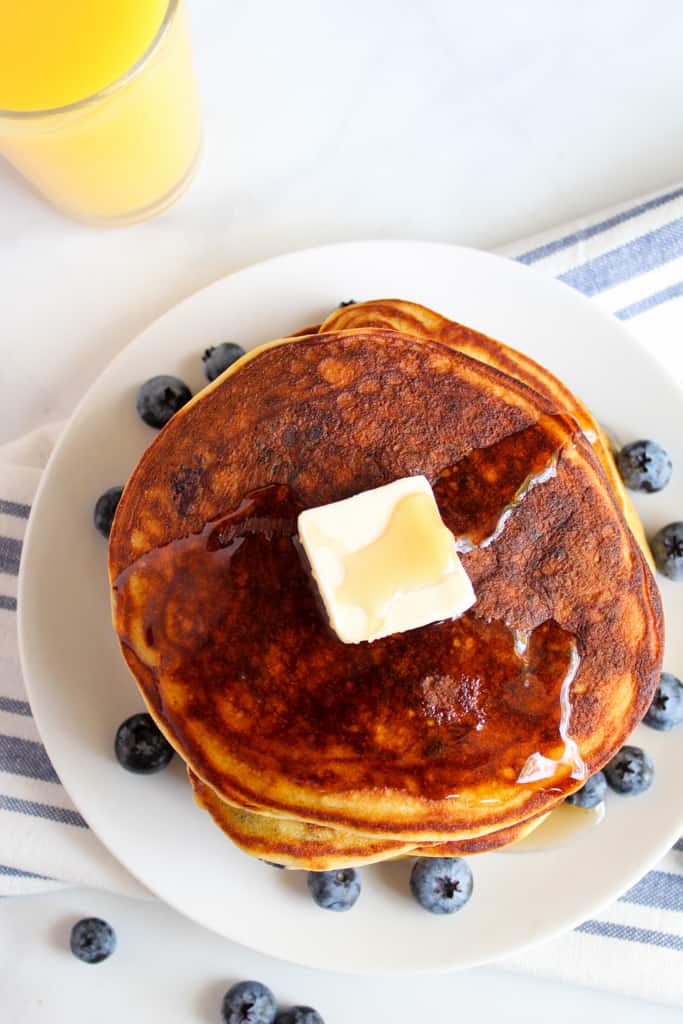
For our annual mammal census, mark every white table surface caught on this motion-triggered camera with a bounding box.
[2,1,683,1020]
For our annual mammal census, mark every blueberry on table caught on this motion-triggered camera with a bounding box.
[651,522,683,581]
[136,375,192,429]
[202,342,246,382]
[70,917,116,964]
[644,672,683,731]
[114,712,174,774]
[93,486,123,538]
[221,981,276,1024]
[307,868,360,911]
[410,856,473,915]
[616,440,672,493]
[275,1008,324,1024]
[604,745,654,796]
[565,770,607,809]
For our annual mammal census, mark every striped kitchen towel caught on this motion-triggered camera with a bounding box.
[1,182,683,1002]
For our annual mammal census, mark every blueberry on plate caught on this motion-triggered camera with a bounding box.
[337,299,356,308]
[307,868,360,911]
[70,917,116,964]
[221,980,276,1024]
[651,522,683,581]
[604,745,654,796]
[136,375,192,429]
[275,1008,324,1024]
[410,857,473,915]
[93,486,123,538]
[644,672,683,731]
[616,440,672,493]
[202,342,246,382]
[114,712,174,774]
[565,770,607,809]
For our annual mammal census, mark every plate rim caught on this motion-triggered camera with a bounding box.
[17,238,683,973]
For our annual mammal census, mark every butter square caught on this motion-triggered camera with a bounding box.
[297,476,476,644]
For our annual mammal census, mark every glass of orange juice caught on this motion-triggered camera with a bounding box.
[0,0,201,225]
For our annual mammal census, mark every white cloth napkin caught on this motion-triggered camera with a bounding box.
[2,182,683,1002]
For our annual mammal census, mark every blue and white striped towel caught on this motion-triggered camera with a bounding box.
[1,183,683,1003]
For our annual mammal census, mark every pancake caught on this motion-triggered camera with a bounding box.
[110,328,663,842]
[189,769,547,867]
[317,300,652,568]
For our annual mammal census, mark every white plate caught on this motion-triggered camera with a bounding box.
[18,242,683,973]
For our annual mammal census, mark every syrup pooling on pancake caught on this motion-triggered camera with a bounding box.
[113,424,586,803]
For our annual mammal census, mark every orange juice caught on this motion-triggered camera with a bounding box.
[0,0,201,224]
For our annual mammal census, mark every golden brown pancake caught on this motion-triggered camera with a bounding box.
[189,768,547,868]
[110,329,663,842]
[317,300,652,568]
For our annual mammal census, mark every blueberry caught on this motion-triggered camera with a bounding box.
[93,486,123,538]
[651,522,683,581]
[275,1008,324,1024]
[604,745,654,796]
[306,868,360,912]
[566,770,607,808]
[221,981,276,1024]
[410,857,473,915]
[69,917,116,964]
[644,672,683,731]
[337,299,356,308]
[616,440,672,493]
[202,343,246,383]
[136,375,191,429]
[114,712,174,774]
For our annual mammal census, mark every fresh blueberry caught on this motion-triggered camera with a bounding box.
[306,868,360,912]
[410,856,473,915]
[221,981,276,1024]
[565,770,607,809]
[93,486,123,538]
[644,673,683,731]
[604,745,654,796]
[114,712,174,774]
[337,299,356,308]
[202,343,246,382]
[69,917,116,964]
[651,522,683,581]
[616,440,672,493]
[275,1008,324,1024]
[136,375,192,429]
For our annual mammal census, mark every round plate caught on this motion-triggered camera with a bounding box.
[18,242,683,972]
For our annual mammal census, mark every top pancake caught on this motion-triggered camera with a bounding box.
[110,328,663,841]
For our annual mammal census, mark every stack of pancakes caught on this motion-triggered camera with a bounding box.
[109,300,664,868]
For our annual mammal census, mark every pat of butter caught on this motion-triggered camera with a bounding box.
[297,476,476,644]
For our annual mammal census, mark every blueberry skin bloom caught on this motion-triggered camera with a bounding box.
[604,746,654,796]
[616,440,672,493]
[136,375,192,429]
[410,857,473,915]
[651,522,683,581]
[644,673,683,731]
[221,981,277,1024]
[306,868,361,911]
[70,918,116,964]
[565,771,607,808]
[114,713,175,774]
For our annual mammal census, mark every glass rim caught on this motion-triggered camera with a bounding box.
[0,0,179,120]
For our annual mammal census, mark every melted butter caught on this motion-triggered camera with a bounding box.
[506,801,605,853]
[333,492,461,638]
